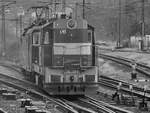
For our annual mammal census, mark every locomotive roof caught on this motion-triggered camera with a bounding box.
[23,20,55,35]
[23,18,95,36]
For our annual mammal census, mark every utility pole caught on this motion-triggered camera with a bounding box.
[19,15,23,44]
[117,0,121,47]
[0,0,16,57]
[15,18,19,55]
[17,6,24,46]
[5,18,19,59]
[141,0,145,50]
[75,2,78,19]
[54,0,56,13]
[125,0,127,19]
[54,0,59,14]
[83,0,85,19]
[62,0,66,12]
[1,2,5,56]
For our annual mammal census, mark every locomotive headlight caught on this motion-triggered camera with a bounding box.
[81,56,92,66]
[60,29,66,34]
[70,76,74,82]
[54,56,63,66]
[81,56,88,66]
[83,60,88,65]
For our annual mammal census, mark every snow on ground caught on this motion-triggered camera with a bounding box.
[98,57,150,112]
[0,65,24,79]
[98,57,150,89]
[103,50,150,66]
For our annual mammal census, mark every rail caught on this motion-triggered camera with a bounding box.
[0,72,78,113]
[100,53,150,78]
[99,53,150,99]
[85,95,134,113]
[62,98,114,113]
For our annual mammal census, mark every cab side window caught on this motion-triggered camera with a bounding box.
[44,31,49,44]
[33,32,40,45]
[88,30,92,43]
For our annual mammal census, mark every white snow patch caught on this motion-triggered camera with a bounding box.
[102,51,150,89]
[0,66,24,79]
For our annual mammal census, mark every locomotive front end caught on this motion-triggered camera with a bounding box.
[44,18,98,95]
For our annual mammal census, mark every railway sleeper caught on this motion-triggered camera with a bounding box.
[97,90,137,106]
[112,92,137,106]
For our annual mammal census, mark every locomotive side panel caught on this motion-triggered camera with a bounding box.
[42,23,54,67]
[21,34,32,72]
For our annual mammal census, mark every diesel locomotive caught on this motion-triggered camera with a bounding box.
[21,6,98,95]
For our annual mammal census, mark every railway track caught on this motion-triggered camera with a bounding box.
[83,95,134,113]
[98,47,150,54]
[57,98,99,113]
[0,63,124,113]
[99,53,150,99]
[0,72,78,113]
[61,95,134,113]
[0,73,118,113]
[62,97,117,113]
[0,61,22,71]
[99,53,150,77]
[99,76,150,99]
[0,60,142,113]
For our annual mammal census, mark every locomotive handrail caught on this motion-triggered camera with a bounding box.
[53,44,90,49]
